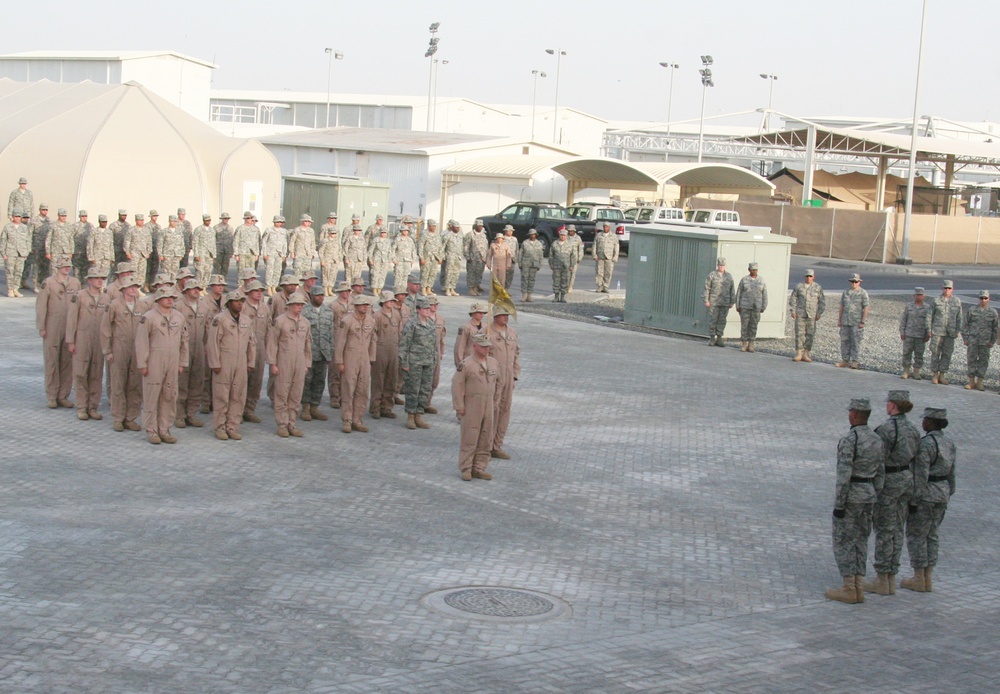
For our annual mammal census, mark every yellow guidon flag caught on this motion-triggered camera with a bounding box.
[488,271,517,321]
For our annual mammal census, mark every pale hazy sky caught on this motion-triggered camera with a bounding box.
[12,0,998,127]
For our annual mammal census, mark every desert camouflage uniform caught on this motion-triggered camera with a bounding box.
[872,414,920,575]
[832,423,885,578]
[260,225,288,289]
[124,224,153,288]
[464,227,489,292]
[392,234,418,289]
[159,226,186,278]
[518,237,544,297]
[233,222,260,278]
[788,280,825,351]
[839,287,869,363]
[503,234,519,289]
[930,294,963,374]
[566,231,584,291]
[703,268,736,341]
[87,224,115,276]
[592,230,619,292]
[899,300,931,373]
[302,300,334,408]
[906,430,956,570]
[399,314,438,415]
[289,225,316,277]
[418,230,445,292]
[24,211,52,286]
[191,224,217,287]
[367,235,394,293]
[342,230,368,283]
[736,274,767,342]
[213,221,235,279]
[549,237,575,299]
[441,231,465,294]
[7,187,32,219]
[1,218,30,293]
[318,230,344,289]
[963,303,998,379]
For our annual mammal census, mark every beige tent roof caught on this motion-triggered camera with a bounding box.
[0,78,280,219]
[772,168,931,210]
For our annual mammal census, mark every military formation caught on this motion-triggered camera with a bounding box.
[826,393,956,604]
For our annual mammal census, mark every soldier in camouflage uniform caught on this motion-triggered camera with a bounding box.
[213,213,235,279]
[566,225,584,292]
[962,290,998,391]
[418,219,445,295]
[367,226,394,296]
[503,225,519,290]
[464,219,489,296]
[7,177,32,219]
[592,222,620,293]
[318,225,344,294]
[549,227,575,303]
[837,273,869,368]
[342,224,368,287]
[392,226,417,291]
[825,397,885,604]
[177,208,193,269]
[1,208,30,297]
[788,268,825,361]
[364,214,385,245]
[319,212,338,248]
[233,212,260,279]
[301,286,333,422]
[703,257,735,347]
[440,220,465,296]
[735,262,767,352]
[518,229,544,302]
[108,209,131,280]
[399,296,438,430]
[260,215,288,294]
[342,213,362,240]
[23,203,51,289]
[900,407,956,593]
[191,214,217,287]
[158,215,186,278]
[929,280,963,384]
[289,214,316,278]
[72,211,94,281]
[46,209,75,276]
[124,213,153,290]
[145,210,162,291]
[87,215,115,277]
[899,287,931,380]
[862,390,920,596]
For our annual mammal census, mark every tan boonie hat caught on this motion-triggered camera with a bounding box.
[220,212,231,219]
[334,281,351,293]
[279,274,299,286]
[208,275,227,286]
[244,280,265,292]
[115,262,134,274]
[472,334,493,348]
[154,287,180,301]
[285,294,307,305]
[351,276,365,286]
[175,267,196,280]
[300,214,312,222]
[239,268,258,281]
[351,294,371,305]
[469,303,487,314]
[54,257,72,268]
[120,278,142,289]
[848,397,871,412]
[184,280,205,292]
[85,268,106,279]
[503,224,514,231]
[152,273,175,286]
[300,271,319,281]
[379,290,396,304]
[223,290,244,304]
[493,306,511,317]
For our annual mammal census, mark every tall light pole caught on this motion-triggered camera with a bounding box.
[658,62,679,137]
[900,0,929,265]
[432,58,449,131]
[324,48,344,128]
[697,55,714,163]
[531,69,547,141]
[424,22,440,131]
[545,48,566,143]
[759,73,777,131]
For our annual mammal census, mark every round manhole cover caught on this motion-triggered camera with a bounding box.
[421,587,571,623]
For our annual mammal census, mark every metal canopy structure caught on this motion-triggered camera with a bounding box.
[439,155,774,219]
[737,125,1000,206]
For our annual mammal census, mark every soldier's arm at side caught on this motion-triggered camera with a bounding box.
[451,363,466,416]
[205,319,222,371]
[834,434,855,510]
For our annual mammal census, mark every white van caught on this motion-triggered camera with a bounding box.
[683,209,741,225]
[635,207,687,224]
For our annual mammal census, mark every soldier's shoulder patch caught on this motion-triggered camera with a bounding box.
[456,362,464,372]
[212,317,220,326]
[139,316,146,323]
[70,295,77,303]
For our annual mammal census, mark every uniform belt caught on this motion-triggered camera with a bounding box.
[850,476,874,483]
[885,465,910,474]
[928,474,949,483]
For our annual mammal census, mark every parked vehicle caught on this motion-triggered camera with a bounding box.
[479,201,625,254]
[619,206,687,251]
[683,209,741,226]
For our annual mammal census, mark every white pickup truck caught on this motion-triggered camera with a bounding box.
[683,209,741,225]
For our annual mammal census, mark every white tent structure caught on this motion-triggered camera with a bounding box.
[0,79,281,221]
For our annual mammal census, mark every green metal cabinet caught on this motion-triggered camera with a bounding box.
[281,175,390,227]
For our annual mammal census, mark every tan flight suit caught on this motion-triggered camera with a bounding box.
[36,274,80,403]
[100,295,144,426]
[66,288,110,415]
[198,294,223,410]
[327,297,351,405]
[334,310,376,426]
[490,324,521,453]
[241,297,270,418]
[266,289,294,401]
[453,317,484,368]
[207,309,257,436]
[266,312,311,430]
[428,312,446,406]
[176,298,209,422]
[487,241,513,289]
[136,306,190,437]
[369,307,400,416]
[452,355,500,475]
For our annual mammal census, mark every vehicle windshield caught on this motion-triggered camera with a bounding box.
[637,209,655,222]
[536,206,570,220]
[595,209,624,221]
[565,207,592,220]
[624,208,638,220]
[693,211,711,223]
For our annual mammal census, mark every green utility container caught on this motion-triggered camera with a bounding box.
[282,175,390,227]
[624,223,796,339]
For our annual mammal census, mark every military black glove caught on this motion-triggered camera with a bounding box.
[832,508,845,519]
[908,505,918,515]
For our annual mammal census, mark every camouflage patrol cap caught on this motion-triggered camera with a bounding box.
[308,285,326,297]
[566,224,577,232]
[848,397,871,412]
[243,211,253,219]
[748,262,759,270]
[469,303,487,315]
[239,268,258,281]
[474,218,484,226]
[472,333,493,348]
[334,281,351,293]
[327,211,337,219]
[379,290,396,304]
[168,214,179,222]
[272,214,284,223]
[426,294,439,305]
[804,269,815,276]
[175,267,196,280]
[154,287,180,302]
[149,209,159,217]
[407,271,421,284]
[401,214,414,223]
[79,210,88,217]
[913,287,925,295]
[427,218,438,227]
[85,267,106,279]
[352,294,372,306]
[717,257,726,266]
[117,208,127,215]
[503,224,514,231]
[152,273,175,286]
[376,214,384,221]
[120,277,143,290]
[942,280,954,289]
[922,406,947,419]
[115,262,135,274]
[183,280,205,292]
[351,214,361,221]
[220,212,231,219]
[849,273,862,282]
[98,214,108,222]
[558,227,567,236]
[887,390,910,402]
[493,306,512,317]
[351,276,365,287]
[177,207,186,214]
[447,219,458,226]
[300,214,312,222]
[39,203,48,210]
[208,274,227,286]
[378,227,387,234]
[279,274,299,286]
[18,177,27,184]
[134,213,145,221]
[251,215,258,222]
[245,280,265,293]
[528,228,538,236]
[980,290,991,299]
[351,224,363,231]
[57,208,67,215]
[286,294,307,306]
[224,290,245,305]
[11,207,23,216]
[202,213,212,221]
[415,297,432,309]
[299,271,319,281]
[54,257,72,268]
[495,232,505,239]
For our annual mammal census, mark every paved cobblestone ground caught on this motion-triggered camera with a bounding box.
[1,288,998,693]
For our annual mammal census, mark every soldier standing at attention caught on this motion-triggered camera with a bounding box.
[425,295,446,414]
[8,177,32,218]
[342,213,362,240]
[486,232,512,291]
[145,210,162,291]
[240,280,270,423]
[489,305,520,460]
[1,208,30,297]
[788,268,825,361]
[36,257,80,408]
[295,271,319,303]
[213,213,235,279]
[503,225,519,290]
[320,211,339,249]
[517,229,544,302]
[105,262,138,303]
[46,209,75,277]
[327,281,353,409]
[369,291,400,420]
[318,224,344,294]
[703,257,735,347]
[592,222,620,293]
[454,303,487,367]
[289,214,317,278]
[108,209,131,280]
[192,214,217,288]
[825,397,885,605]
[929,280,963,384]
[392,225,418,290]
[233,212,260,280]
[136,286,189,444]
[862,390,920,596]
[175,280,208,429]
[206,291,256,440]
[900,406,956,593]
[158,215,186,278]
[464,219,489,296]
[418,219,445,295]
[962,290,998,391]
[124,213,152,290]
[441,220,465,297]
[66,268,110,420]
[899,287,931,380]
[836,273,869,369]
[260,215,288,295]
[735,262,767,352]
[342,223,368,288]
[399,297,438,430]
[565,225,584,292]
[270,275,300,326]
[177,208,193,269]
[300,286,333,423]
[368,226,394,296]
[72,211,94,280]
[363,213,384,245]
[100,277,145,432]
[267,293,311,438]
[452,333,499,481]
[549,227,574,303]
[24,203,52,289]
[334,294,376,433]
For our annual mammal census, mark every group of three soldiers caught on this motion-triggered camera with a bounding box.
[826,392,956,604]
